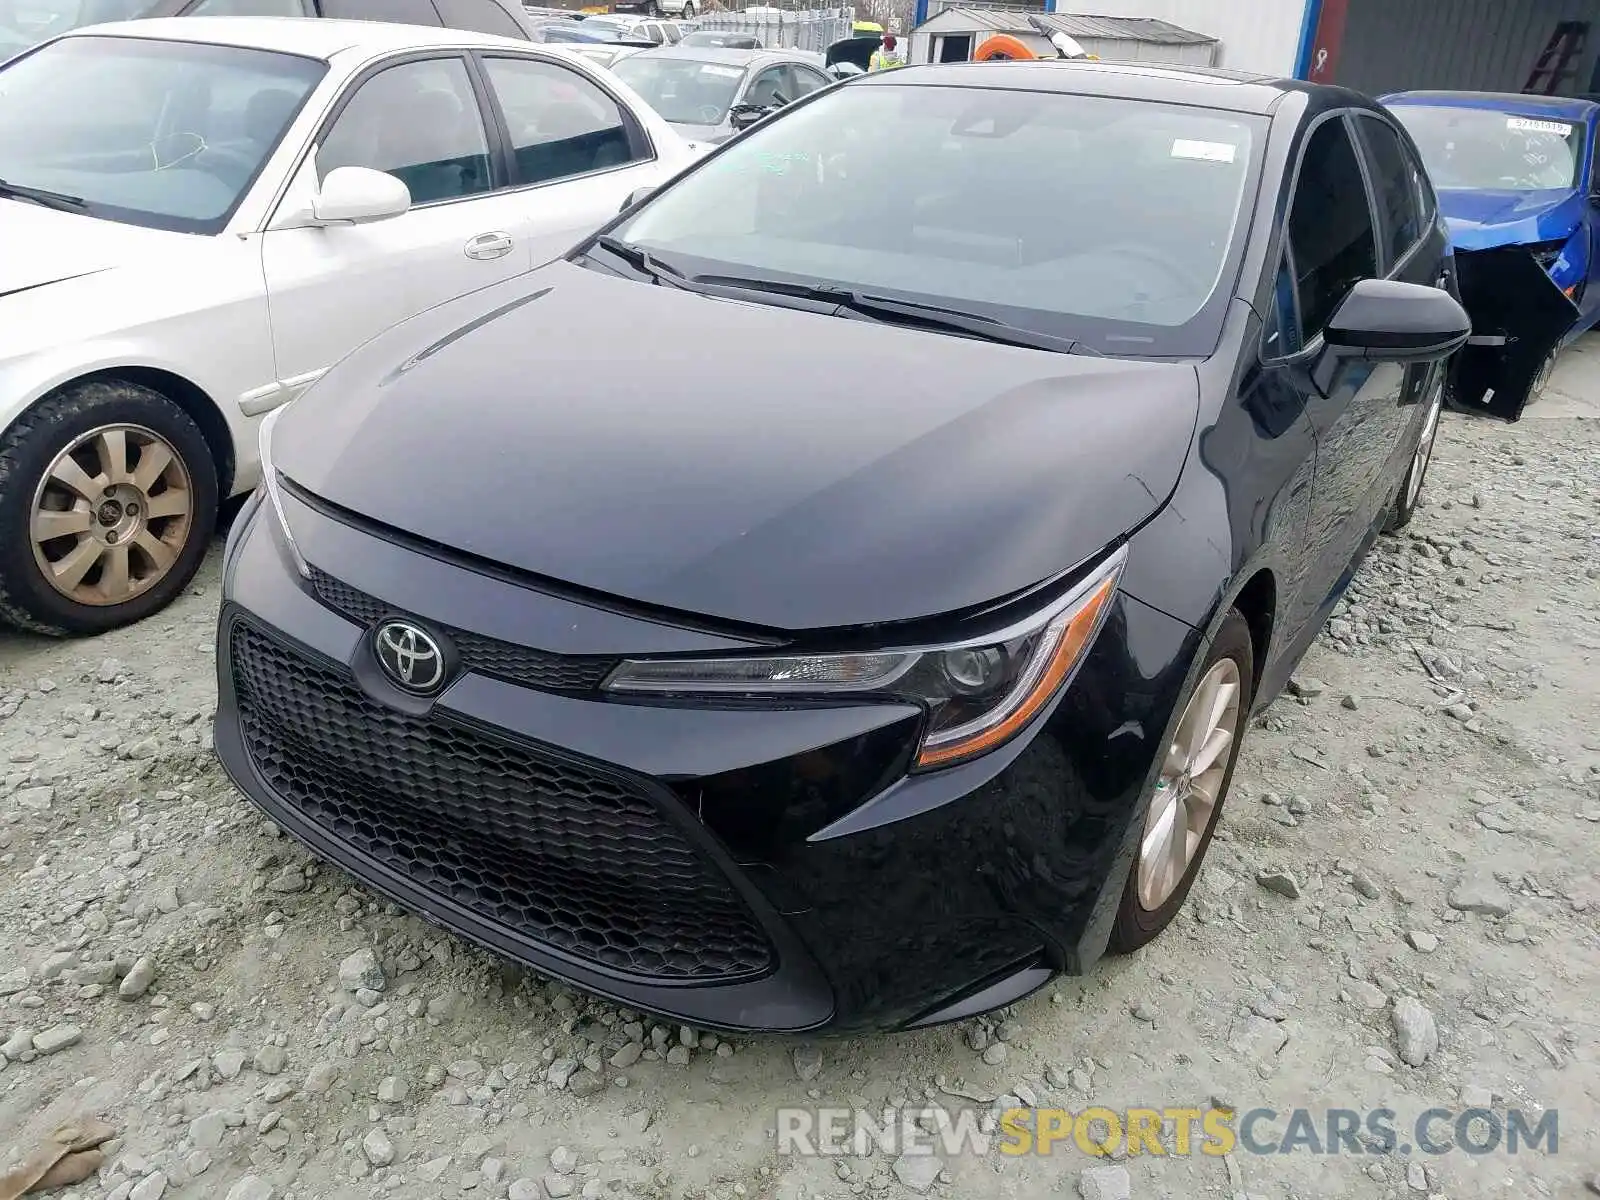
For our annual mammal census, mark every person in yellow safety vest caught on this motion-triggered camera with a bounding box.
[868,34,905,71]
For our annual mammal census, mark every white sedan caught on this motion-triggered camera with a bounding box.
[0,17,696,636]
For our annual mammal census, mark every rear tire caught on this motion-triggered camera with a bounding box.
[1386,378,1443,533]
[0,380,218,637]
[1109,610,1254,954]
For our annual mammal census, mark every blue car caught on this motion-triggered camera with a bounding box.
[1382,91,1599,420]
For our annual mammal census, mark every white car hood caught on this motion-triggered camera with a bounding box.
[0,199,188,298]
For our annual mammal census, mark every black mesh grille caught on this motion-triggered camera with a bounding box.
[230,622,773,982]
[308,568,618,693]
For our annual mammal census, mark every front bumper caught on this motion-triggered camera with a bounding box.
[1448,245,1581,421]
[213,493,1198,1034]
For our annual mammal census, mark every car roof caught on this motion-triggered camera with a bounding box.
[1380,90,1600,120]
[854,60,1336,116]
[624,44,799,67]
[57,15,531,60]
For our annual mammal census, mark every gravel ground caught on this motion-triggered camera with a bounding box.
[2,406,1598,1200]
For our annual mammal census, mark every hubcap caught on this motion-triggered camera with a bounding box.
[1136,658,1242,911]
[29,424,193,607]
[1405,387,1443,510]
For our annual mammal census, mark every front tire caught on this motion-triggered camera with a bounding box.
[1109,610,1254,953]
[681,1,694,16]
[0,380,218,637]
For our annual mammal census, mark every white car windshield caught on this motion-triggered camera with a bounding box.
[0,34,325,232]
[1392,105,1583,192]
[611,55,747,126]
[613,83,1261,356]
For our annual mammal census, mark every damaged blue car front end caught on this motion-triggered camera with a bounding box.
[1382,91,1599,420]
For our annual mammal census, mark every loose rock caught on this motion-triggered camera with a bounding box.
[1392,998,1439,1067]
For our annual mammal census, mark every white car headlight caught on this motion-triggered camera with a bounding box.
[258,406,310,579]
[604,547,1126,771]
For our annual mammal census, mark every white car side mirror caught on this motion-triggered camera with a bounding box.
[310,167,411,225]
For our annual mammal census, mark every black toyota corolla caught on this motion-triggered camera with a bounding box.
[215,62,1469,1034]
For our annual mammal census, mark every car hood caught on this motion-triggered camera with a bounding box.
[1440,187,1585,252]
[0,199,179,297]
[275,261,1200,632]
[668,120,731,144]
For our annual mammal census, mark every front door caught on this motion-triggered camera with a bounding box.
[260,54,530,402]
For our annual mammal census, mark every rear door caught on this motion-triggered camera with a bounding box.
[260,53,530,403]
[476,52,667,266]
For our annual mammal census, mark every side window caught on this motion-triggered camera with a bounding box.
[744,66,788,107]
[434,0,527,37]
[1284,115,1380,343]
[641,21,665,43]
[188,0,308,15]
[1356,114,1424,268]
[317,58,493,204]
[322,0,441,24]
[483,56,645,185]
[788,64,830,97]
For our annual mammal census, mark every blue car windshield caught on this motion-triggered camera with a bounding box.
[615,84,1263,357]
[0,34,325,233]
[1392,105,1583,191]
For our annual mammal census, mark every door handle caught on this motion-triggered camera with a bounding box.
[465,232,514,261]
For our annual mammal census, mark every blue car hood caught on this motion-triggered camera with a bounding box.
[1440,187,1584,251]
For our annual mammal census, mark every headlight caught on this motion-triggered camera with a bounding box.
[1528,238,1569,272]
[258,406,309,579]
[604,547,1125,770]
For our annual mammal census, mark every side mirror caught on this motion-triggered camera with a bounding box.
[1310,278,1471,395]
[618,185,656,213]
[1324,278,1472,362]
[729,102,769,130]
[310,167,410,225]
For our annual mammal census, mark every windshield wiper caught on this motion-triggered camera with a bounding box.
[589,234,693,288]
[691,274,1091,354]
[0,178,88,213]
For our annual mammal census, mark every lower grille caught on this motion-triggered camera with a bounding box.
[230,622,773,982]
[308,568,618,693]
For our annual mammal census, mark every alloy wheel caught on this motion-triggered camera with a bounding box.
[29,423,194,607]
[1404,387,1443,511]
[1136,657,1242,911]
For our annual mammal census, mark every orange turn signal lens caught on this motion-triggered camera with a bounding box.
[914,562,1121,770]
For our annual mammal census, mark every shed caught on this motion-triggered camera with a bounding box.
[908,9,1220,68]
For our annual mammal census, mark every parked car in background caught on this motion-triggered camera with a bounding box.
[678,29,761,49]
[1383,91,1600,419]
[0,17,695,636]
[582,11,682,35]
[559,39,647,68]
[217,63,1468,1033]
[1,0,544,62]
[611,45,833,143]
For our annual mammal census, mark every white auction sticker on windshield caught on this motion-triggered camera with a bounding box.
[1507,117,1571,136]
[1171,138,1237,163]
[700,64,744,77]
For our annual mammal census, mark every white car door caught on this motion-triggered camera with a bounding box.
[476,53,676,267]
[260,53,530,402]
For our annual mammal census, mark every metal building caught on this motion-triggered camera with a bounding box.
[905,0,1600,97]
[908,9,1220,67]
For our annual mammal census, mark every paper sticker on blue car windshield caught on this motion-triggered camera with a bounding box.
[1171,138,1237,163]
[1506,117,1571,137]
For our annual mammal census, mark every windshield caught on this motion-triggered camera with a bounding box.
[612,55,747,126]
[0,0,152,64]
[0,34,324,232]
[1391,105,1584,191]
[610,83,1261,355]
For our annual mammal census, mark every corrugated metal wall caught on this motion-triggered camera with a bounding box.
[1339,0,1600,97]
[1056,0,1306,73]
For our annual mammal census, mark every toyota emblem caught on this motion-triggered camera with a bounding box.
[373,620,447,694]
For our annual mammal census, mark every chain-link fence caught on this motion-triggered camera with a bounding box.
[692,7,855,52]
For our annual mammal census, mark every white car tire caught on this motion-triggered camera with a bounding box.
[0,380,218,637]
